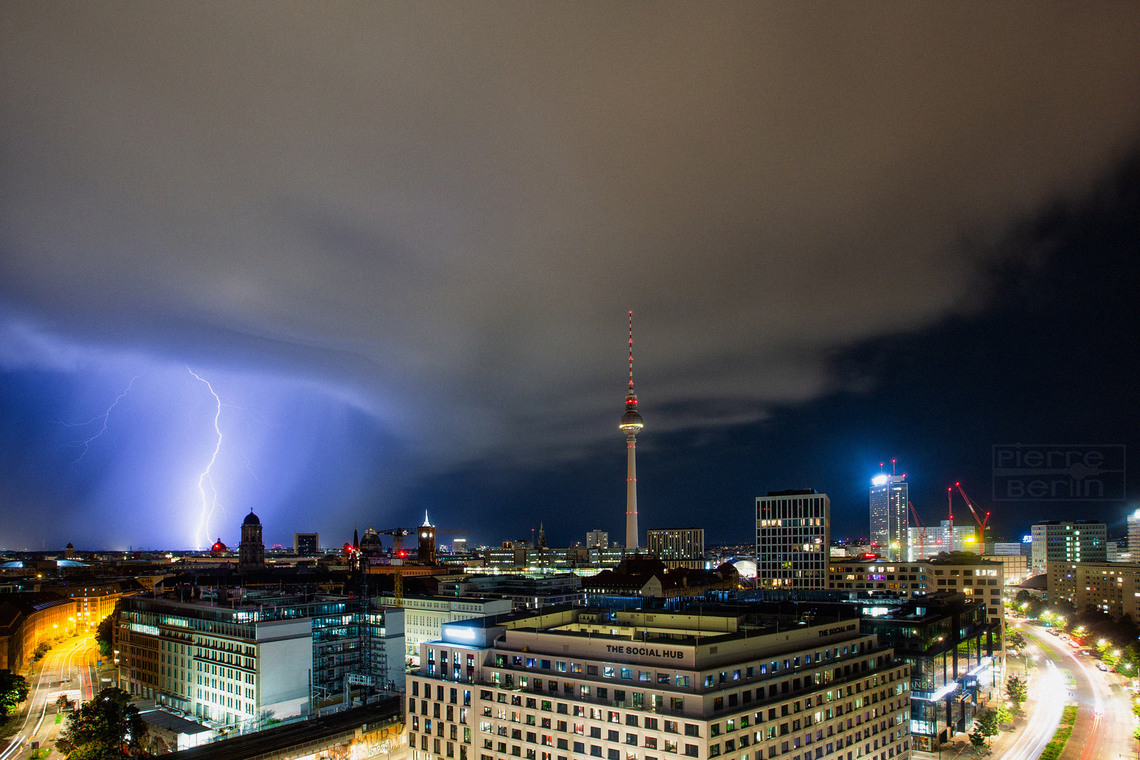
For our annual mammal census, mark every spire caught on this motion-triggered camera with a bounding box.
[628,310,635,391]
[422,510,432,527]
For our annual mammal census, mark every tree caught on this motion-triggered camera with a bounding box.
[95,615,115,659]
[0,669,30,718]
[1004,627,1026,651]
[1007,675,1027,711]
[968,723,989,754]
[976,708,1000,738]
[57,687,147,759]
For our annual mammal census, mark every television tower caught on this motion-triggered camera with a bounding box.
[619,311,644,551]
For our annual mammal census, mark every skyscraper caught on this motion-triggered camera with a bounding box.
[619,311,643,551]
[1030,520,1107,574]
[1129,509,1140,557]
[869,471,908,561]
[756,489,830,588]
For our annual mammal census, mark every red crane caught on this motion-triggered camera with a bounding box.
[953,482,992,549]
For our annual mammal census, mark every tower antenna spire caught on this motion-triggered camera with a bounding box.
[628,310,635,390]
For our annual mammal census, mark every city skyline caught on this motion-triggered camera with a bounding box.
[2,6,1140,550]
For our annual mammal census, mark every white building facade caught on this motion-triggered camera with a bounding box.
[407,608,911,760]
[381,594,514,662]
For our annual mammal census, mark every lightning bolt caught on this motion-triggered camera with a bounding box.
[59,375,142,462]
[188,368,224,550]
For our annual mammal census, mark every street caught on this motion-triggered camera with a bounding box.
[1012,621,1133,760]
[0,634,100,760]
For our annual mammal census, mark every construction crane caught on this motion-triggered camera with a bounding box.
[953,482,992,550]
[908,501,927,561]
[379,528,412,556]
[378,528,412,605]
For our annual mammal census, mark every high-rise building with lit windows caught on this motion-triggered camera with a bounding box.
[869,474,907,562]
[1128,510,1140,557]
[116,594,404,727]
[1030,520,1107,574]
[647,528,704,565]
[755,489,830,588]
[406,606,911,760]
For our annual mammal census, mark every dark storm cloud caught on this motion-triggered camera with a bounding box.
[3,3,1140,529]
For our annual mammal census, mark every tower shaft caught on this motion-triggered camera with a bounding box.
[619,311,644,551]
[625,429,639,550]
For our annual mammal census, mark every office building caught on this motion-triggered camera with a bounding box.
[861,593,996,751]
[116,593,404,726]
[407,606,911,760]
[0,592,77,671]
[586,531,610,549]
[648,528,705,568]
[1030,521,1107,574]
[439,574,586,611]
[755,490,830,589]
[379,594,512,663]
[905,522,981,561]
[827,557,1004,635]
[294,533,319,555]
[1047,561,1140,619]
[869,474,907,562]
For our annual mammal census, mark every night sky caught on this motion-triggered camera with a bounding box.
[3,5,1140,551]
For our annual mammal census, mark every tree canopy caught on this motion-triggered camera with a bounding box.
[57,687,147,759]
[95,614,116,659]
[0,669,30,717]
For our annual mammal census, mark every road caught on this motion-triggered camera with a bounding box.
[999,653,1066,760]
[0,634,100,760]
[1009,621,1132,760]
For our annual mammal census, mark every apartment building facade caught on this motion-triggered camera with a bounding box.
[406,607,911,760]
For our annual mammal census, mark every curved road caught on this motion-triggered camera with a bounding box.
[1012,621,1132,760]
[0,634,100,760]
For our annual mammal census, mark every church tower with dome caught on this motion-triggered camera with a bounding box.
[239,510,265,569]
